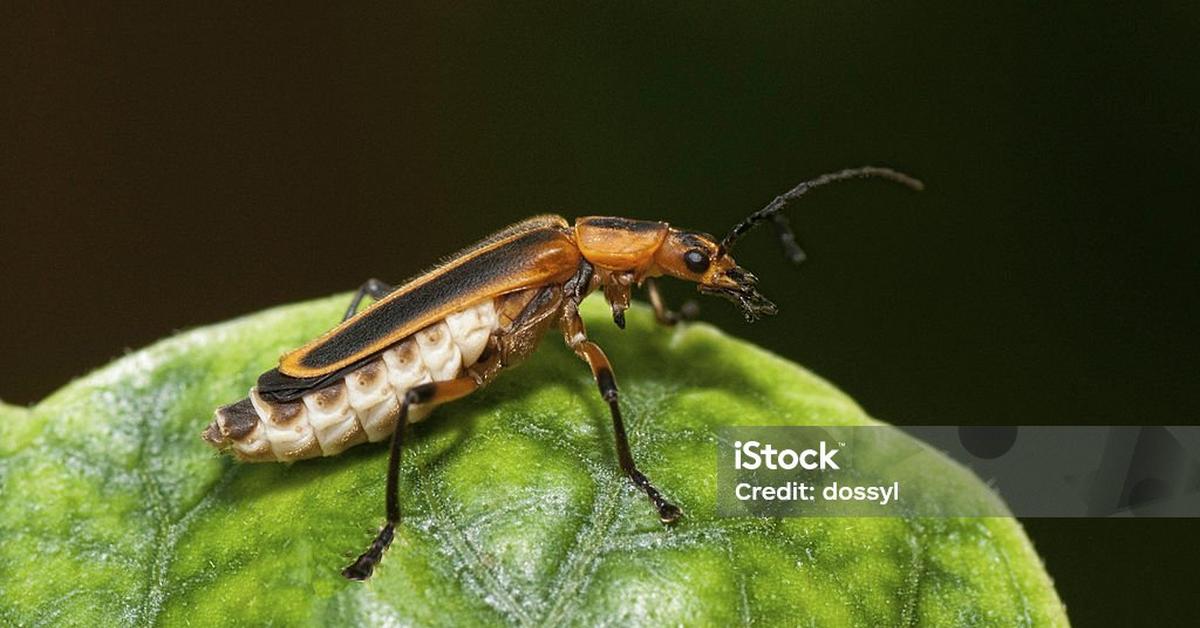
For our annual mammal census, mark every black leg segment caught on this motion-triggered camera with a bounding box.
[571,334,682,523]
[342,278,397,322]
[341,377,478,581]
[341,388,411,580]
[597,364,683,523]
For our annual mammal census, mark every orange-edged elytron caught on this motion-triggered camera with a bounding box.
[202,166,923,580]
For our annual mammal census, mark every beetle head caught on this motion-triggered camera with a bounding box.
[655,166,923,321]
[652,229,778,321]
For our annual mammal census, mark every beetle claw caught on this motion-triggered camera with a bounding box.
[611,305,627,329]
[658,502,684,524]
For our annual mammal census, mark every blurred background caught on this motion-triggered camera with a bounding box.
[3,3,1197,623]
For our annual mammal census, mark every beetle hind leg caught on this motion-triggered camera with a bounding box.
[341,376,479,581]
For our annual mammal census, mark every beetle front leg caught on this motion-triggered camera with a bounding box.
[342,278,397,321]
[645,278,699,327]
[342,376,478,581]
[602,272,633,329]
[563,312,683,523]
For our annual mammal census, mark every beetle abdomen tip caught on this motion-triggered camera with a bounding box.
[205,397,275,461]
[200,420,226,448]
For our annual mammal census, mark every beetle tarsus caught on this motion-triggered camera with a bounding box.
[678,300,700,321]
[612,306,626,329]
[607,394,684,524]
[657,500,684,524]
[342,522,394,581]
[628,467,683,523]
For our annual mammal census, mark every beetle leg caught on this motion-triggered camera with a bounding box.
[562,310,683,523]
[602,276,632,330]
[645,278,699,326]
[342,278,397,321]
[342,376,478,581]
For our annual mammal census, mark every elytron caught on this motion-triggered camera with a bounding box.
[202,166,922,580]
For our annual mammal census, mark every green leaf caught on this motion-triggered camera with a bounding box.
[0,296,1067,626]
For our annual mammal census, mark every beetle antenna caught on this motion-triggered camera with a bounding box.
[717,166,924,262]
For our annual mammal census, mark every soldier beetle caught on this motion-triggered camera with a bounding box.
[202,166,923,580]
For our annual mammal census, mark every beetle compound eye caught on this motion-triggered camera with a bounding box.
[684,249,710,274]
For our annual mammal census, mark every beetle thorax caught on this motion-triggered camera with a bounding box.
[573,216,669,276]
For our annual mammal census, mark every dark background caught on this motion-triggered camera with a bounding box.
[3,3,1197,624]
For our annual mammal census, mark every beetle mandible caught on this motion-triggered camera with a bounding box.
[202,166,923,580]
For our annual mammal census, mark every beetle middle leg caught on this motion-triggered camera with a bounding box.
[342,278,397,321]
[562,309,683,523]
[645,278,699,326]
[341,376,478,581]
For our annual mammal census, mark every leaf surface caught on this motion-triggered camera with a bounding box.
[0,296,1067,626]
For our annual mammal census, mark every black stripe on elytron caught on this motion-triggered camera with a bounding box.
[580,217,666,232]
[435,215,566,268]
[258,365,353,402]
[258,284,564,402]
[298,228,571,371]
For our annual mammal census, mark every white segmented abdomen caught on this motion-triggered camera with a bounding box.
[415,321,461,381]
[380,338,433,428]
[207,299,499,462]
[250,388,321,461]
[344,359,403,442]
[444,300,497,364]
[301,381,367,455]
